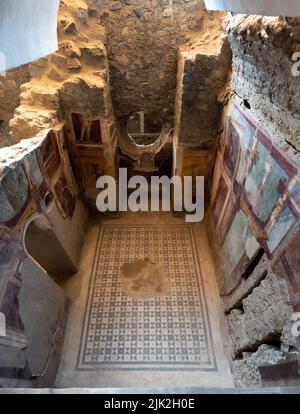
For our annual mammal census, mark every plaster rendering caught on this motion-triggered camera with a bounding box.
[0,0,60,71]
[204,0,300,17]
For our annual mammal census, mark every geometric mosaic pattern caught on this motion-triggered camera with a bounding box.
[76,225,216,371]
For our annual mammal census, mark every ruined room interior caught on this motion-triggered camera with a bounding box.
[0,0,300,392]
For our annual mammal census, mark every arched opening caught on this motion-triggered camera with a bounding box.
[127,112,162,146]
[118,113,173,179]
[23,214,77,278]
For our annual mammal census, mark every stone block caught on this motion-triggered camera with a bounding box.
[47,68,64,83]
[67,57,82,70]
[223,254,269,312]
[234,345,284,388]
[76,8,88,23]
[185,1,200,12]
[134,8,143,18]
[111,1,123,11]
[51,53,67,68]
[227,272,294,354]
[65,21,78,35]
[88,8,99,18]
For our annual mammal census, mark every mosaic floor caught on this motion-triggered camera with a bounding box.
[76,225,216,372]
[56,213,233,388]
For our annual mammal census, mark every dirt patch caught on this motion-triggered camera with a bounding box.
[121,258,169,299]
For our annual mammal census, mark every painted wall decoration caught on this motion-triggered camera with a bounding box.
[211,97,300,309]
[0,164,30,230]
[243,130,297,229]
[54,172,76,219]
[0,127,85,384]
[40,130,61,181]
[274,232,300,308]
[64,114,118,208]
[222,209,254,285]
[71,113,102,144]
[0,232,27,350]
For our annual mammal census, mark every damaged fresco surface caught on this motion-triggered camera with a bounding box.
[0,129,86,385]
[210,98,300,312]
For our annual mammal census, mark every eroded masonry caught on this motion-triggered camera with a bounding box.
[0,0,300,389]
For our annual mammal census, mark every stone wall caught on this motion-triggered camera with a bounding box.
[0,66,31,148]
[173,12,231,182]
[175,13,231,148]
[93,0,206,122]
[0,66,30,123]
[228,16,300,160]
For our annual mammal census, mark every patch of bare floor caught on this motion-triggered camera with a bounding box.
[121,259,170,300]
[55,212,234,389]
